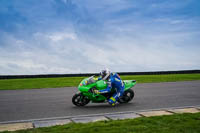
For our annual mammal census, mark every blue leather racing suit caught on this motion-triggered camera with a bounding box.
[99,73,124,105]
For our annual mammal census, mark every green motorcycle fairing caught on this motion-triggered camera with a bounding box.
[78,76,136,103]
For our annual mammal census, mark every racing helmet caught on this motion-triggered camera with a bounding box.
[100,68,111,80]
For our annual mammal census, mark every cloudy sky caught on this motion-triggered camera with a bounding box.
[0,0,200,75]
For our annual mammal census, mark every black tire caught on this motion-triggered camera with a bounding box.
[118,89,134,103]
[72,93,90,106]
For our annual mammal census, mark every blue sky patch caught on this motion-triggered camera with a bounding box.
[0,0,200,74]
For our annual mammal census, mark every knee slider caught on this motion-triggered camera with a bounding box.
[108,97,116,104]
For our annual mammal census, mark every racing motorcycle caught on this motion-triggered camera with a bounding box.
[72,76,136,106]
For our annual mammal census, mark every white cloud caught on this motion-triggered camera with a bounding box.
[1,24,200,75]
[47,32,77,41]
[154,18,185,25]
[33,32,77,42]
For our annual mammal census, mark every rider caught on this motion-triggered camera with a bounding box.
[94,68,125,106]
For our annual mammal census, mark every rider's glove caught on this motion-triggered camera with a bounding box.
[94,90,100,94]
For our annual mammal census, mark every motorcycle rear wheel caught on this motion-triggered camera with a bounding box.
[118,89,134,103]
[72,93,90,106]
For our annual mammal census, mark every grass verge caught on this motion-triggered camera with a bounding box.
[0,73,200,90]
[2,113,200,133]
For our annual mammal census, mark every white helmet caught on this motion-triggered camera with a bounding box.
[100,68,111,80]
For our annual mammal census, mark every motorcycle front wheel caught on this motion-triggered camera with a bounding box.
[72,93,90,106]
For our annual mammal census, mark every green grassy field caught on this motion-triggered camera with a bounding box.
[0,74,200,90]
[2,113,200,133]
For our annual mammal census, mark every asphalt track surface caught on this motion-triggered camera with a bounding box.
[0,81,200,122]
